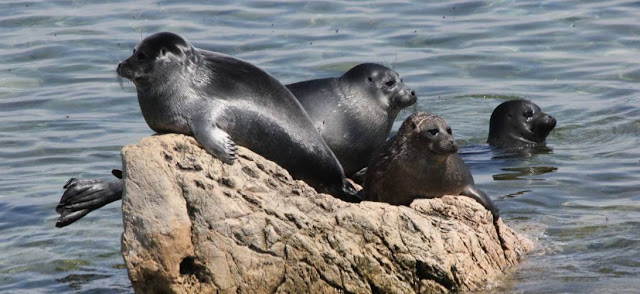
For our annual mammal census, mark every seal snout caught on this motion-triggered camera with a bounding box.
[116,62,126,77]
[449,140,459,152]
[542,113,557,129]
[533,113,556,141]
[439,138,458,154]
[396,87,417,107]
[116,60,135,81]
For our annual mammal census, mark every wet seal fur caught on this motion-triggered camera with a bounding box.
[287,63,417,176]
[364,112,505,247]
[488,99,556,148]
[56,32,359,227]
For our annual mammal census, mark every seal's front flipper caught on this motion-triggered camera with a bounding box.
[55,178,124,228]
[350,167,368,186]
[461,185,506,250]
[337,179,363,203]
[192,116,237,165]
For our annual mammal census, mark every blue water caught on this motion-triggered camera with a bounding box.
[1,0,640,292]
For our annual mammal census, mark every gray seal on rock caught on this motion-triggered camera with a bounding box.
[286,63,417,176]
[56,32,359,227]
[487,99,556,148]
[364,112,499,220]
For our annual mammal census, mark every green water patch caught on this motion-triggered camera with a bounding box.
[54,259,91,272]
[112,263,127,270]
[56,274,110,290]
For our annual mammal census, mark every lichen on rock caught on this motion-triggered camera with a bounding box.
[120,134,533,293]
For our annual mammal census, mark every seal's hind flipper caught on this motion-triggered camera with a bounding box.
[55,178,124,227]
[56,209,92,228]
[111,169,123,179]
[192,114,237,165]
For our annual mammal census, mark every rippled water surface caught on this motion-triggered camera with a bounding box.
[1,0,640,292]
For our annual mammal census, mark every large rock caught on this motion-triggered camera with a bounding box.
[120,134,533,293]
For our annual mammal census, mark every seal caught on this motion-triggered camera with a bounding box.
[286,63,417,176]
[487,99,556,148]
[363,112,498,218]
[56,32,359,227]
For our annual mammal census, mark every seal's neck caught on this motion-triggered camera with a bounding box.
[338,78,389,132]
[136,73,195,134]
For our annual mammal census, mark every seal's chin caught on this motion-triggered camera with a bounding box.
[116,67,145,89]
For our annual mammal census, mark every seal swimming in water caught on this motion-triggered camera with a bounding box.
[55,32,359,227]
[363,112,498,218]
[286,63,417,176]
[487,99,556,148]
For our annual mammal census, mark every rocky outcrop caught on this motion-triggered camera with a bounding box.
[120,134,533,293]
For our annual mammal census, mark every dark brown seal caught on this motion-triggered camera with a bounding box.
[364,112,499,220]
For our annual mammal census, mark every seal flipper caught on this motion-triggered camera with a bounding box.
[55,178,123,228]
[342,178,364,203]
[112,169,123,179]
[461,185,507,250]
[350,167,367,186]
[191,116,237,165]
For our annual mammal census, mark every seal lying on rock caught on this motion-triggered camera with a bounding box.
[363,112,499,220]
[488,99,556,148]
[56,32,359,227]
[286,63,417,176]
[364,112,507,248]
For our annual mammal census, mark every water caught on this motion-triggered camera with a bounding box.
[1,0,639,292]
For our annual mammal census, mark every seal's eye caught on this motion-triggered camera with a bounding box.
[446,127,452,135]
[160,48,167,56]
[385,80,395,87]
[524,110,534,118]
[137,52,146,60]
[367,77,373,83]
[428,129,439,136]
[133,49,136,54]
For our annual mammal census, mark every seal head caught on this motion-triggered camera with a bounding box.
[487,100,556,148]
[398,112,458,156]
[117,32,198,91]
[341,63,417,111]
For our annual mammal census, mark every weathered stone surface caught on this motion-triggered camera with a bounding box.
[121,134,533,294]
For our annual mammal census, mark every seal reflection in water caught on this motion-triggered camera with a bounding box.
[488,99,556,148]
[286,63,417,177]
[364,112,499,221]
[56,32,360,227]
